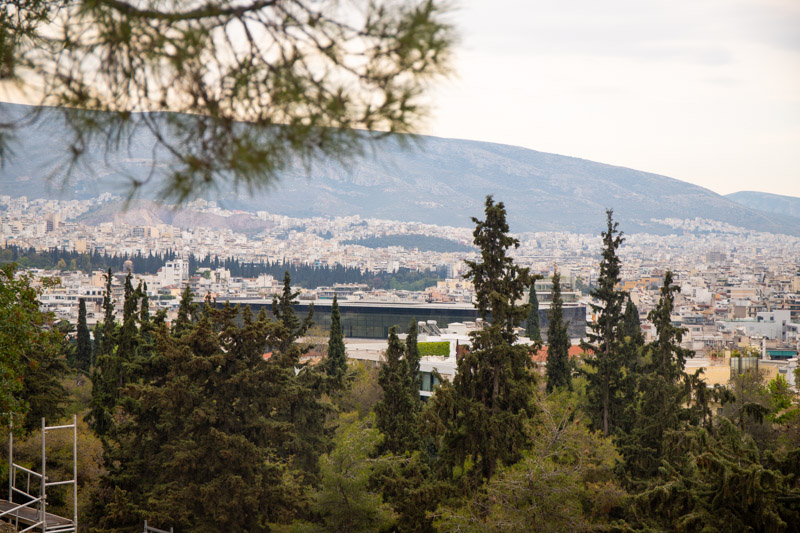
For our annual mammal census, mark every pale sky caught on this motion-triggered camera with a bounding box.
[425,0,800,198]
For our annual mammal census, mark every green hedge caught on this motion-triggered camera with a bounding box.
[418,341,450,357]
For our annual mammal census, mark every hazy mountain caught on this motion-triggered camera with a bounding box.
[2,102,799,236]
[726,191,800,220]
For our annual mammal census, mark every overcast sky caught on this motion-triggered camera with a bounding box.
[424,0,800,198]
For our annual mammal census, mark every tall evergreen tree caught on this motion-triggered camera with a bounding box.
[376,327,420,454]
[619,271,700,485]
[88,268,120,437]
[268,271,328,478]
[546,269,571,393]
[444,196,534,481]
[137,282,153,351]
[115,273,142,387]
[98,267,116,357]
[405,318,422,402]
[583,210,629,436]
[325,294,347,387]
[525,281,542,342]
[75,297,92,372]
[172,283,196,337]
[88,303,307,532]
[622,294,643,345]
[92,322,103,366]
[272,271,314,361]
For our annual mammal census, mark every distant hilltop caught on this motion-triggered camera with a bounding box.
[1,102,799,236]
[726,191,800,220]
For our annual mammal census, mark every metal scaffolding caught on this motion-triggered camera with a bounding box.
[1,415,78,533]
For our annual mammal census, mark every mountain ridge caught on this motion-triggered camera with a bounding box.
[2,102,799,236]
[725,191,800,220]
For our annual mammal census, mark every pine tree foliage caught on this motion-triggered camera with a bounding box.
[88,269,121,437]
[98,268,116,358]
[405,318,422,404]
[172,283,196,337]
[633,418,800,532]
[312,413,395,533]
[445,196,534,481]
[583,210,629,437]
[376,327,420,455]
[436,394,624,532]
[372,450,439,533]
[272,271,314,363]
[88,302,307,532]
[545,269,571,393]
[268,272,328,478]
[525,281,543,342]
[0,264,69,431]
[75,297,92,372]
[621,294,644,345]
[324,294,347,388]
[618,271,697,484]
[1,0,454,203]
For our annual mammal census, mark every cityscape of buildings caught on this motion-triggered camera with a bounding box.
[3,193,799,390]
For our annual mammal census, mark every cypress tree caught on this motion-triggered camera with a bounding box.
[89,303,306,532]
[622,294,643,345]
[525,282,542,342]
[88,268,119,437]
[444,196,534,481]
[172,283,195,337]
[405,318,421,401]
[268,271,327,478]
[583,210,628,436]
[116,273,141,386]
[138,281,153,351]
[75,297,92,372]
[620,271,696,484]
[98,267,116,357]
[272,271,314,361]
[376,327,420,454]
[325,294,347,387]
[92,322,103,366]
[545,269,571,393]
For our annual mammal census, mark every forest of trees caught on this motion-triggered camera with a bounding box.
[2,198,799,532]
[0,244,441,290]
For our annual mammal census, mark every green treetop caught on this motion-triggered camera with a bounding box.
[525,282,542,342]
[172,283,196,337]
[272,271,314,364]
[88,302,308,531]
[75,297,92,372]
[618,271,697,484]
[0,264,68,431]
[267,272,328,478]
[583,210,629,437]
[325,294,347,387]
[376,326,420,455]
[405,318,422,403]
[545,269,571,393]
[622,294,644,345]
[445,195,535,481]
[98,267,116,358]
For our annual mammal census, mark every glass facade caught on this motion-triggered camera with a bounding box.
[219,299,587,340]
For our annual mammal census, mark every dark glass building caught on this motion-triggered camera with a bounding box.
[217,299,587,340]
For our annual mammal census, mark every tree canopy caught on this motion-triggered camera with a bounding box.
[442,195,535,482]
[0,0,455,202]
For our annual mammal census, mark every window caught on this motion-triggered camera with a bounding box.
[420,372,439,392]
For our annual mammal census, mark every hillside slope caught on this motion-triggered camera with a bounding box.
[2,102,798,235]
[726,191,800,220]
